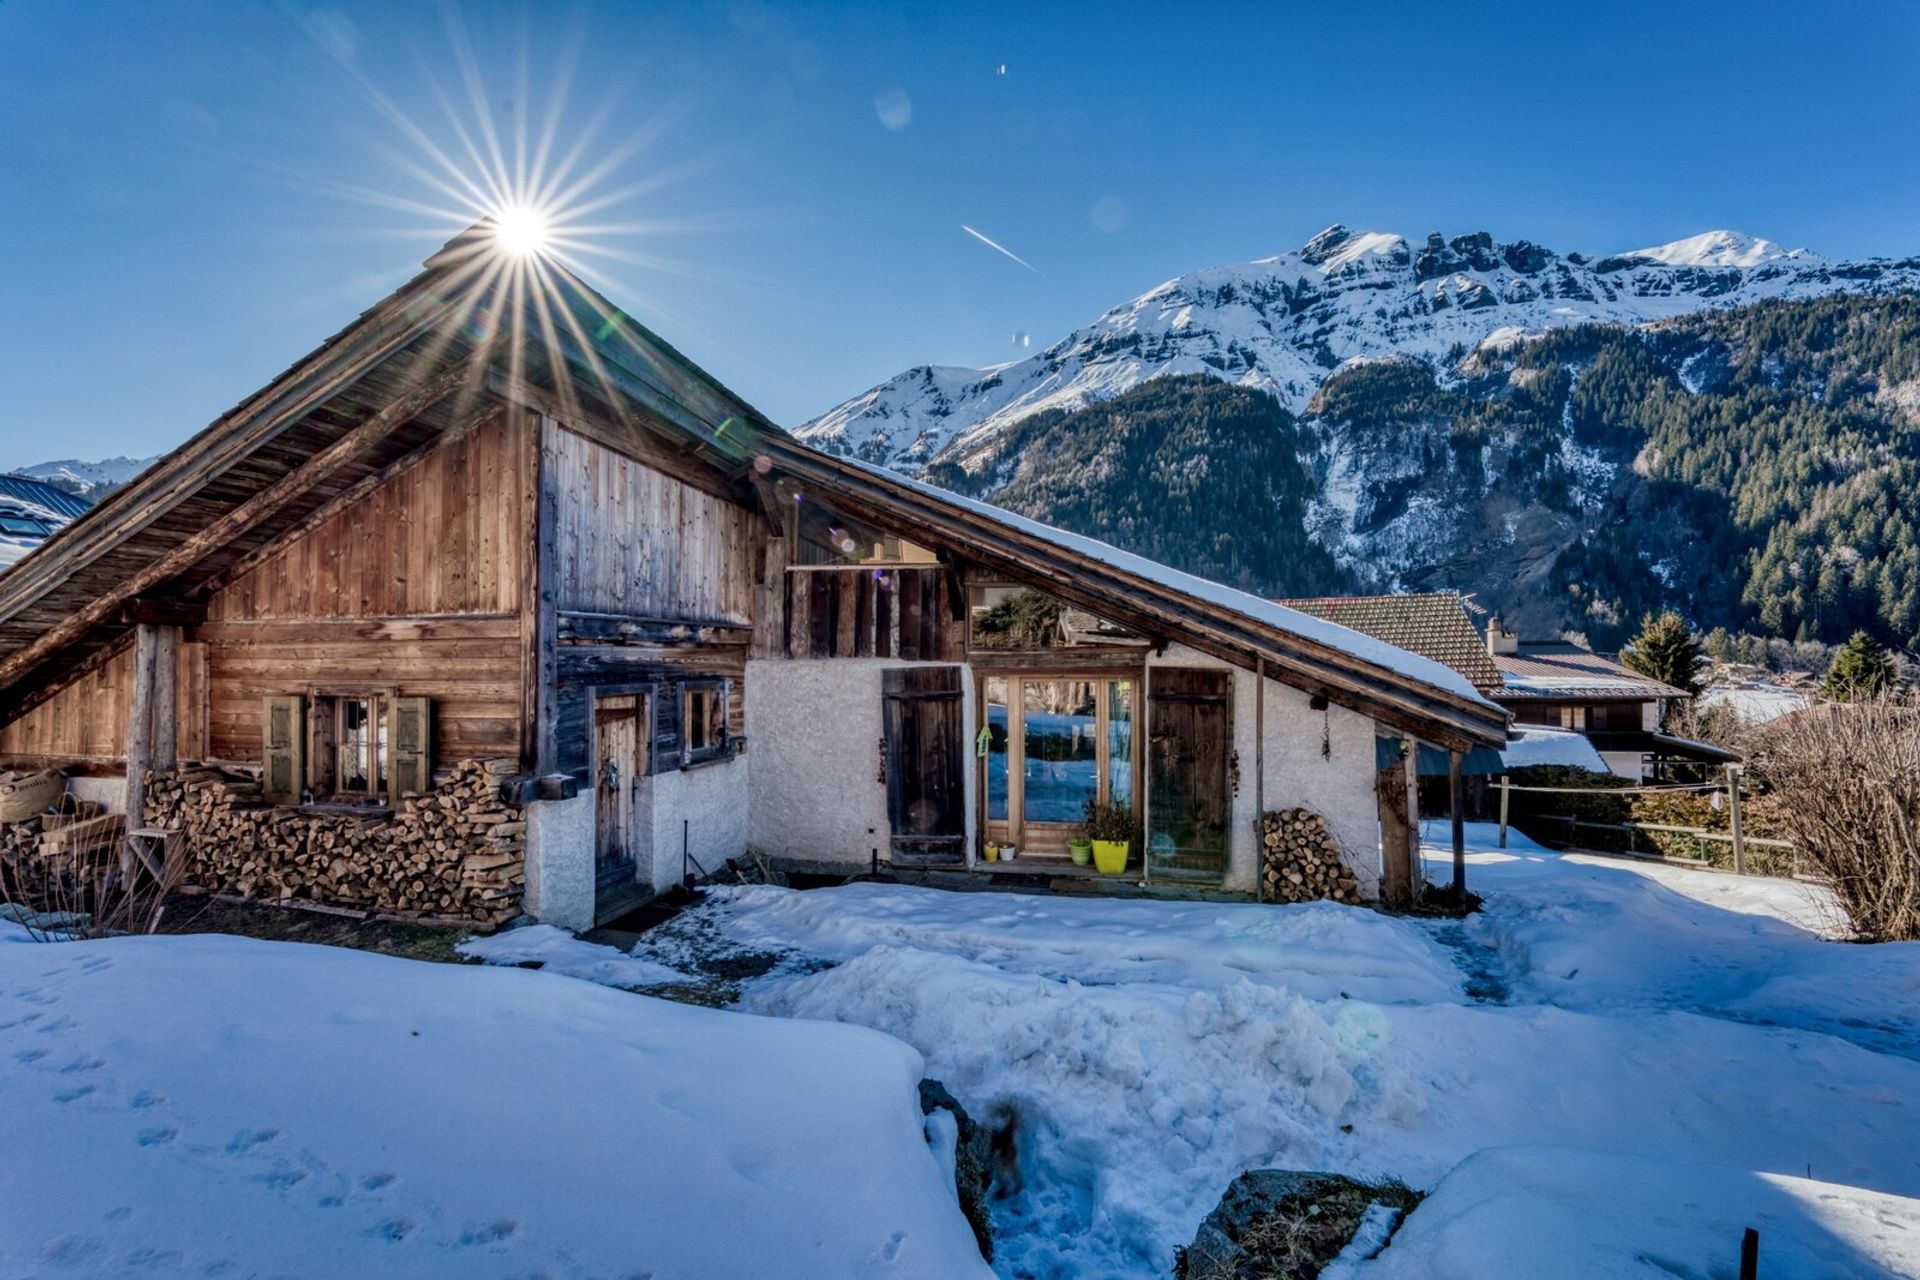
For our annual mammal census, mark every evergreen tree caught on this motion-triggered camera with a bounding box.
[1622,610,1704,696]
[1823,630,1898,700]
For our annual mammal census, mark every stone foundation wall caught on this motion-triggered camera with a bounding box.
[142,758,526,924]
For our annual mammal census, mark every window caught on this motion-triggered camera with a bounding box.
[985,675,1136,834]
[332,695,381,797]
[1559,706,1589,731]
[681,681,729,764]
[0,512,50,537]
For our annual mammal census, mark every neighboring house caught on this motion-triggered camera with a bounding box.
[0,473,92,572]
[1484,617,1732,779]
[0,224,1504,929]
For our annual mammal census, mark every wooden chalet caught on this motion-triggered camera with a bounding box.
[0,224,1506,927]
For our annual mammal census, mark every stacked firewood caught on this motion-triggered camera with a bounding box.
[142,758,525,923]
[1260,808,1360,904]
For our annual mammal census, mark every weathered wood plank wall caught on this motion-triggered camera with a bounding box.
[207,412,527,621]
[548,426,754,624]
[0,640,209,767]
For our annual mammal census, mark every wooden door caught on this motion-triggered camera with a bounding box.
[593,694,648,893]
[883,666,966,865]
[1147,668,1232,882]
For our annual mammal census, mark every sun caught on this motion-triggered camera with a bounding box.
[492,204,552,257]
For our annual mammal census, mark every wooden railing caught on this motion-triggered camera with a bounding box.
[782,566,962,661]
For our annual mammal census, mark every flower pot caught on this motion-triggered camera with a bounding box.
[983,844,999,863]
[1067,839,1093,866]
[1092,839,1129,875]
[1001,846,1017,862]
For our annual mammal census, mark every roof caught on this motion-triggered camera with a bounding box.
[0,224,1507,752]
[0,475,92,524]
[1278,594,1504,692]
[1493,642,1688,701]
[1499,725,1611,773]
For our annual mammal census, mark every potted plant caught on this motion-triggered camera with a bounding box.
[1067,833,1093,866]
[1084,800,1135,875]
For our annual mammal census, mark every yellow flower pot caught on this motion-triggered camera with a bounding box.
[983,844,999,863]
[1092,839,1129,875]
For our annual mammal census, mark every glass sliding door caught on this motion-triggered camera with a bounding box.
[981,673,1139,859]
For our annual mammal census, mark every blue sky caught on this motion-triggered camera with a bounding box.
[3,1,1919,468]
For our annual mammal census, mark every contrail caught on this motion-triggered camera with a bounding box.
[961,224,1039,274]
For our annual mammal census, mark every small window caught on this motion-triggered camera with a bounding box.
[682,682,729,764]
[0,513,50,537]
[1559,706,1589,731]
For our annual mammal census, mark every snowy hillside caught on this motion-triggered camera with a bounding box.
[797,225,1920,470]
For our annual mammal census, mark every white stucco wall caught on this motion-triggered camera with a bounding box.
[746,658,976,868]
[523,791,595,930]
[646,754,749,894]
[1147,644,1382,897]
[68,776,126,815]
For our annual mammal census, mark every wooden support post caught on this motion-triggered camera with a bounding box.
[1727,762,1746,875]
[123,622,180,843]
[1498,774,1511,849]
[1449,748,1466,899]
[1253,657,1266,903]
[530,416,562,777]
[1406,737,1424,904]
[1376,737,1415,910]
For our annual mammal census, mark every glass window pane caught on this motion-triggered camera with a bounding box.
[1023,680,1098,824]
[985,677,1009,821]
[1107,680,1133,809]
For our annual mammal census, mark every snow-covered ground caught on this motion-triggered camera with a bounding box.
[14,826,1919,1278]
[0,928,990,1279]
[477,822,1920,1278]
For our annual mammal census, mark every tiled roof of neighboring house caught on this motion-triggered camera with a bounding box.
[1277,593,1504,693]
[1493,642,1689,701]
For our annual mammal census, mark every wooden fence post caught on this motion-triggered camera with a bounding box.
[1726,763,1746,875]
[1498,774,1510,848]
[1448,749,1466,898]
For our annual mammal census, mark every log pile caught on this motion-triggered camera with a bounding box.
[1260,808,1361,904]
[141,758,526,923]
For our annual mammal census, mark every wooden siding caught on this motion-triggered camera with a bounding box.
[197,617,523,768]
[207,411,528,621]
[549,640,746,779]
[780,566,964,661]
[0,639,206,766]
[548,425,754,624]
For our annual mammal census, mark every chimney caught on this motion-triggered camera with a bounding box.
[1486,616,1520,656]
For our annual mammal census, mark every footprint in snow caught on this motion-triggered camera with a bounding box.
[136,1127,178,1147]
[34,1015,76,1034]
[60,1055,106,1074]
[881,1231,906,1262]
[129,1090,165,1109]
[79,957,112,973]
[256,1169,309,1190]
[457,1220,520,1246]
[15,1046,49,1064]
[361,1172,397,1191]
[53,1083,96,1103]
[367,1218,417,1242]
[225,1128,279,1154]
[13,988,59,1005]
[125,1245,184,1269]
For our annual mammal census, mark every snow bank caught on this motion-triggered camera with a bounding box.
[1356,1146,1920,1279]
[1424,821,1920,1059]
[458,921,692,988]
[700,881,1468,1006]
[0,929,990,1279]
[1498,725,1608,772]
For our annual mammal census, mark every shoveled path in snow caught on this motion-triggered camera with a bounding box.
[468,828,1920,1279]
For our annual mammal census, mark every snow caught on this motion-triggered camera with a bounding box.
[0,927,990,1279]
[831,451,1500,707]
[477,824,1920,1277]
[1626,229,1802,268]
[13,454,155,497]
[1498,724,1609,772]
[1701,681,1816,724]
[1359,1146,1920,1279]
[458,921,693,987]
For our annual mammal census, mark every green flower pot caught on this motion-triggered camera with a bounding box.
[1068,839,1093,866]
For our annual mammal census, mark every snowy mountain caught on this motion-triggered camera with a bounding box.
[797,226,1920,471]
[16,454,155,499]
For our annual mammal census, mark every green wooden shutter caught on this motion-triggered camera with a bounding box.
[262,695,305,807]
[387,696,433,798]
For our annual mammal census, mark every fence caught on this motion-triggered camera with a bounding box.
[1495,766,1808,881]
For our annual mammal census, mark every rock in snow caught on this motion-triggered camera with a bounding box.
[796,224,1920,472]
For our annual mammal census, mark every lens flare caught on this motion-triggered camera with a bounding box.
[492,204,551,257]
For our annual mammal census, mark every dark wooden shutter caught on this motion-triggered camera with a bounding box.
[882,666,965,865]
[651,681,682,774]
[387,696,433,798]
[262,695,305,807]
[1147,668,1232,881]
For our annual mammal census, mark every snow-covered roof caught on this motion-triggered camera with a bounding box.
[1493,643,1687,701]
[834,452,1500,711]
[1499,725,1610,773]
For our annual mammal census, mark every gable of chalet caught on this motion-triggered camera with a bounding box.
[0,224,1506,755]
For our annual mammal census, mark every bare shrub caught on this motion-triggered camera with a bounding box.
[1747,696,1920,941]
[0,794,187,941]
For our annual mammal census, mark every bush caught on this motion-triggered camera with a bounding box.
[1747,697,1920,940]
[1505,765,1634,849]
